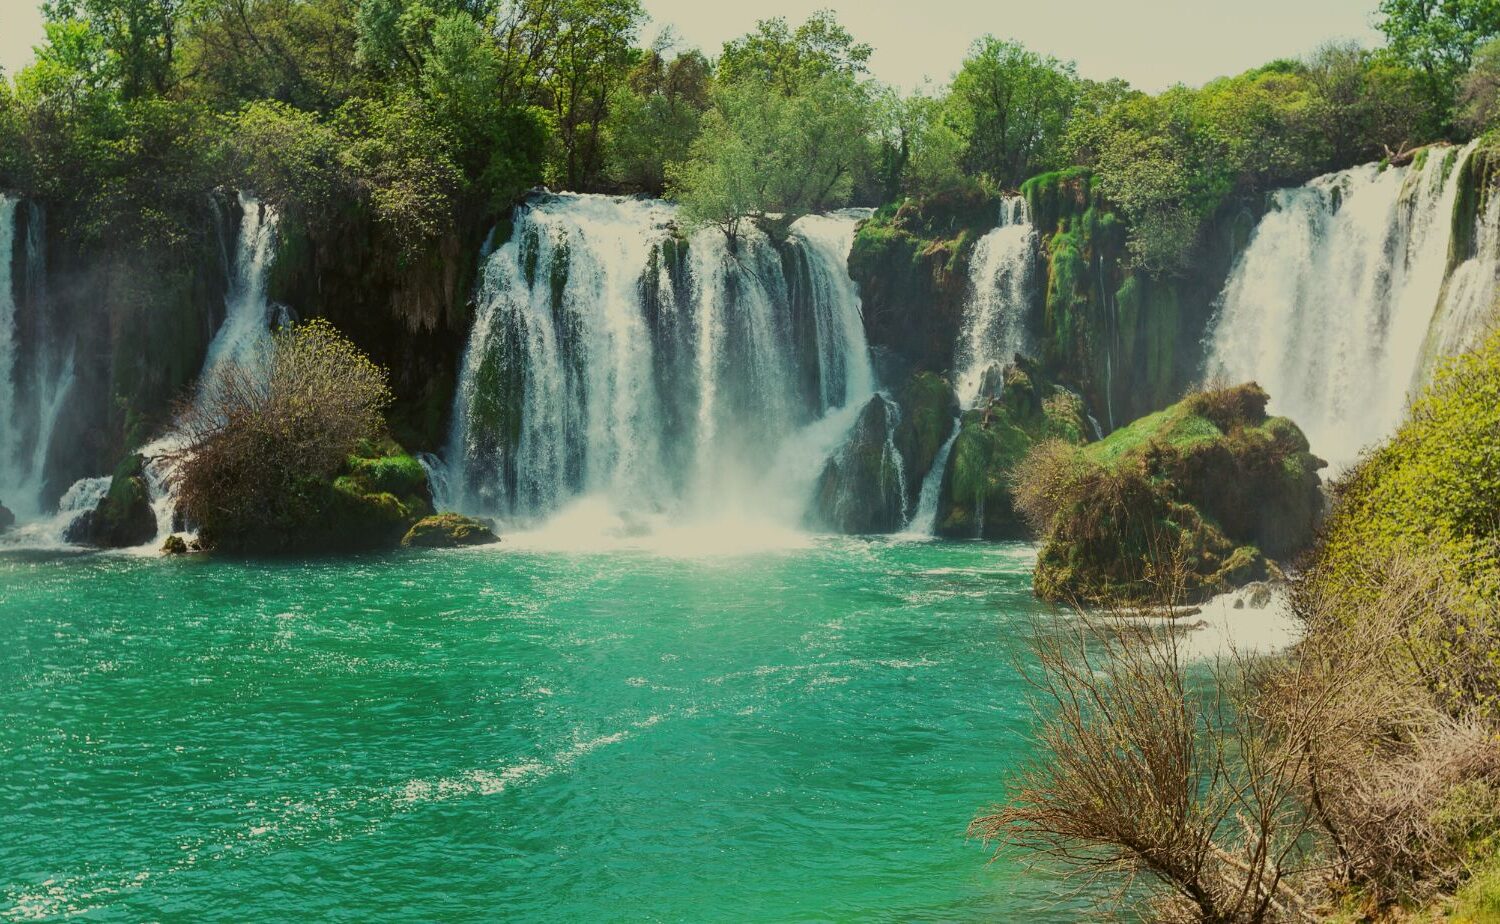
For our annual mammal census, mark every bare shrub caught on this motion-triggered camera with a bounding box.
[979,547,1500,921]
[1009,437,1093,536]
[163,318,393,549]
[971,608,1324,923]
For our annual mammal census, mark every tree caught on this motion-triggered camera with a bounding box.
[170,318,395,551]
[667,11,874,238]
[42,0,192,99]
[604,42,710,194]
[945,37,1079,188]
[716,9,870,94]
[1459,37,1500,131]
[537,0,644,189]
[1377,0,1500,127]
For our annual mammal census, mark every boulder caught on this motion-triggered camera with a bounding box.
[161,534,190,555]
[807,396,907,534]
[1024,382,1324,606]
[892,371,960,509]
[936,357,1090,540]
[401,514,500,549]
[0,501,13,531]
[65,454,158,548]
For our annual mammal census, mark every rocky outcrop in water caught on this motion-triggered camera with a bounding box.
[807,396,907,534]
[65,454,157,548]
[847,189,1002,381]
[936,358,1089,540]
[1023,383,1324,606]
[0,501,13,531]
[401,514,499,549]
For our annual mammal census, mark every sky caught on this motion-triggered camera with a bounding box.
[0,0,1385,91]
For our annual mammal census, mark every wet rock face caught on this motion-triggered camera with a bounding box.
[935,358,1089,541]
[0,502,14,531]
[1025,382,1325,607]
[807,396,908,535]
[401,514,500,549]
[64,454,157,549]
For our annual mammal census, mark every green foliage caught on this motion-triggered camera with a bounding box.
[945,37,1079,188]
[604,46,710,194]
[668,38,872,236]
[1019,383,1323,604]
[1378,0,1500,128]
[1315,330,1500,615]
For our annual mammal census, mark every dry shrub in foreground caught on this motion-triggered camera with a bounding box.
[166,318,393,549]
[972,549,1500,922]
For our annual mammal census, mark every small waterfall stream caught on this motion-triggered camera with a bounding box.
[1205,143,1480,467]
[954,196,1035,408]
[141,193,281,543]
[447,194,877,533]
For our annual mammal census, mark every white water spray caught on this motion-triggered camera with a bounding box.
[1205,144,1477,468]
[447,194,877,534]
[954,197,1035,407]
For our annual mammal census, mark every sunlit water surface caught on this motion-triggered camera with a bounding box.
[0,538,1096,921]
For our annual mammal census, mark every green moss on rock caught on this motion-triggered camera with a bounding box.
[1025,382,1324,605]
[935,358,1090,540]
[65,454,158,549]
[402,514,500,549]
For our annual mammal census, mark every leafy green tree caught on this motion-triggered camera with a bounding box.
[1459,37,1500,131]
[1377,0,1500,126]
[538,0,644,190]
[945,37,1079,188]
[716,9,871,94]
[667,12,875,238]
[669,71,871,239]
[604,42,710,194]
[42,0,192,99]
[179,0,362,112]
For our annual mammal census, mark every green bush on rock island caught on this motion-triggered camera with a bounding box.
[1012,382,1325,605]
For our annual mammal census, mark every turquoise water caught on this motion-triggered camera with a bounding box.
[0,538,1084,921]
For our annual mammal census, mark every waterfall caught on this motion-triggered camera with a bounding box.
[954,196,1036,408]
[1205,143,1477,468]
[1421,185,1500,376]
[447,193,876,532]
[142,193,280,543]
[0,197,73,520]
[0,196,20,505]
[899,416,959,538]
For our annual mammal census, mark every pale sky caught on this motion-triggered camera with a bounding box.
[0,0,1385,91]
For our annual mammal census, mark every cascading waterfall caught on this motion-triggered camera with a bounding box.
[898,418,959,539]
[1421,185,1500,376]
[0,197,72,520]
[141,193,280,542]
[0,196,20,503]
[447,194,877,532]
[1205,142,1478,468]
[953,196,1035,407]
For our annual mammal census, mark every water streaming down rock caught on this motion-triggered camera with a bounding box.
[1205,143,1478,467]
[447,194,878,530]
[141,193,281,543]
[954,196,1036,408]
[0,197,73,520]
[1422,180,1500,378]
[898,417,959,538]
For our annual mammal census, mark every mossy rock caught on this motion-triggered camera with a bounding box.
[161,534,189,555]
[65,454,158,549]
[1025,383,1322,606]
[935,358,1089,540]
[0,502,13,531]
[402,514,500,549]
[893,371,960,506]
[198,443,435,555]
[807,396,907,534]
